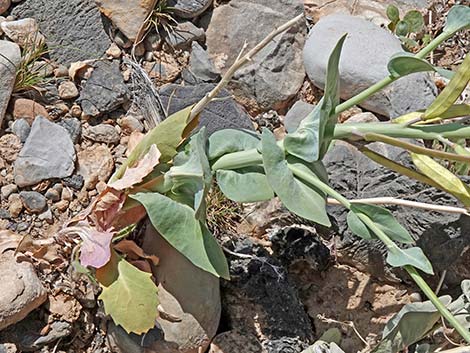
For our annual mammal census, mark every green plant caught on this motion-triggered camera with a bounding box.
[144,0,177,40]
[386,4,428,49]
[62,4,470,350]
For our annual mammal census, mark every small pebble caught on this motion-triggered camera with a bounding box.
[409,292,422,303]
[62,175,84,190]
[8,193,23,218]
[0,208,10,219]
[16,222,29,232]
[1,184,18,199]
[83,124,120,145]
[61,188,73,201]
[45,188,60,202]
[58,81,79,99]
[20,191,47,214]
[54,65,69,78]
[106,43,122,58]
[11,118,31,143]
[119,116,144,134]
[54,200,69,212]
[70,104,82,118]
[38,208,53,224]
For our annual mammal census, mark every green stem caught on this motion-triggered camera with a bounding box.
[289,164,470,342]
[415,31,453,59]
[211,149,262,171]
[406,265,470,343]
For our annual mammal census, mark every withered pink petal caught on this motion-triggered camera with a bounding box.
[108,144,161,190]
[80,228,114,268]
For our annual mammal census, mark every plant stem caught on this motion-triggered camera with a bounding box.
[415,31,453,59]
[211,149,262,171]
[406,265,470,343]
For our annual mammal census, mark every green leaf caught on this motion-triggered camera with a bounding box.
[130,192,229,279]
[261,129,330,226]
[111,105,196,182]
[208,129,260,160]
[349,204,414,244]
[443,4,470,35]
[284,34,346,162]
[347,210,374,240]
[319,328,342,345]
[165,129,211,219]
[386,247,434,274]
[411,153,470,207]
[381,296,452,351]
[97,254,159,334]
[387,5,400,23]
[424,53,470,120]
[216,167,274,202]
[387,53,435,77]
[403,10,424,32]
[396,20,410,36]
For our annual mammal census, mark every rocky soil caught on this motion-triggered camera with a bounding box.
[0,0,468,352]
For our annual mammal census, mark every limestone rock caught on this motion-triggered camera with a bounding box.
[83,124,120,144]
[14,116,76,187]
[0,40,20,128]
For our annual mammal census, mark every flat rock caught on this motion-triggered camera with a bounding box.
[0,18,45,47]
[167,0,212,19]
[14,116,76,187]
[183,42,219,84]
[0,252,47,330]
[78,61,130,117]
[304,14,437,118]
[0,40,20,128]
[206,0,306,112]
[12,98,50,124]
[95,0,157,41]
[19,191,47,214]
[164,21,205,50]
[82,124,120,144]
[12,0,111,64]
[159,83,254,136]
[77,145,114,190]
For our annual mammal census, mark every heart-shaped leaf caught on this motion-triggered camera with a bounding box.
[216,167,274,202]
[387,53,435,77]
[131,192,229,279]
[403,10,424,33]
[261,129,330,226]
[97,253,159,334]
[386,247,434,274]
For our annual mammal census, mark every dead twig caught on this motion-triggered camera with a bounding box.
[189,13,304,121]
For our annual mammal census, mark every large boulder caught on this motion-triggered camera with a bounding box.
[14,116,76,187]
[0,40,20,129]
[205,0,306,113]
[304,14,437,118]
[12,0,111,64]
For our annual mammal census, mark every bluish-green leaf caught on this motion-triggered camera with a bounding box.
[261,129,330,226]
[347,210,374,240]
[208,129,260,161]
[165,129,211,219]
[131,192,229,279]
[350,204,413,244]
[387,247,434,274]
[284,34,346,162]
[443,4,470,35]
[216,167,274,202]
[396,20,410,36]
[388,53,435,77]
[387,5,400,23]
[403,10,424,33]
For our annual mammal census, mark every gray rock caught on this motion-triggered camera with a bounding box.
[83,124,120,144]
[0,252,47,330]
[56,117,81,143]
[0,40,21,128]
[11,119,31,143]
[12,0,111,65]
[159,83,254,136]
[0,209,10,220]
[19,191,47,214]
[303,14,437,118]
[323,140,470,286]
[164,21,205,50]
[78,61,130,117]
[1,184,18,200]
[206,0,305,112]
[167,0,212,19]
[183,42,219,84]
[284,101,314,133]
[14,116,76,187]
[107,322,163,353]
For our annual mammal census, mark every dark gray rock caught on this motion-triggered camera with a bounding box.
[221,236,313,352]
[56,117,81,143]
[14,116,76,187]
[323,140,470,286]
[78,61,130,117]
[62,175,84,190]
[164,21,205,50]
[107,322,164,353]
[167,0,212,19]
[284,101,314,133]
[0,40,21,128]
[12,0,111,65]
[0,209,10,219]
[206,0,305,112]
[11,119,31,143]
[83,123,120,144]
[182,42,219,84]
[159,83,254,136]
[19,191,47,214]
[304,14,437,118]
